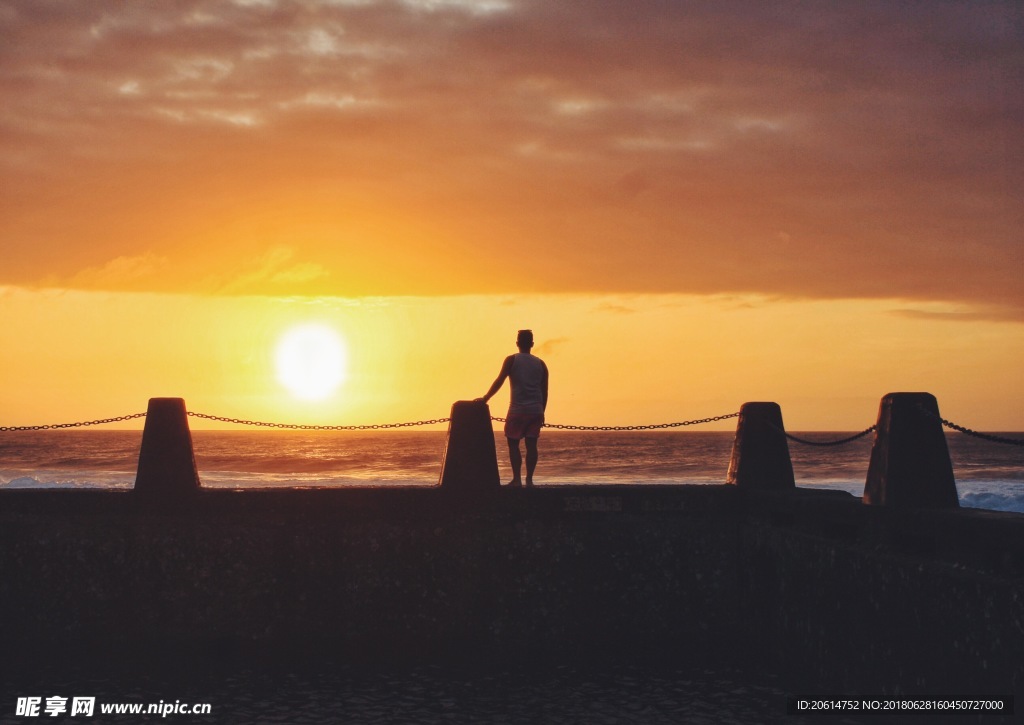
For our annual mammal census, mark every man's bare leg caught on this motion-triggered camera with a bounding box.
[525,437,539,487]
[507,438,523,487]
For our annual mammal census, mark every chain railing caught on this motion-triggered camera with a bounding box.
[0,413,147,432]
[494,413,740,431]
[186,411,740,431]
[911,405,1024,448]
[186,412,451,431]
[780,416,1024,449]
[1,410,740,432]
[4,409,1020,450]
[778,426,877,447]
[936,418,1024,447]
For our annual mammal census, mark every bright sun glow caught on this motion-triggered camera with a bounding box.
[274,323,348,400]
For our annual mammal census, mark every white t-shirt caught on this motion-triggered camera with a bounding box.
[508,353,547,415]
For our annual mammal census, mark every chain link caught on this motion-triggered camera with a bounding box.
[913,405,1024,447]
[6,408,1019,452]
[780,426,877,447]
[1,410,740,433]
[936,418,1024,447]
[186,412,450,430]
[492,412,740,431]
[0,413,148,432]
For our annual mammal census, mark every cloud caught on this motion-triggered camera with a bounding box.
[69,254,169,288]
[400,0,512,15]
[594,302,637,315]
[535,336,569,356]
[216,246,331,293]
[0,1,1020,315]
[888,306,1023,324]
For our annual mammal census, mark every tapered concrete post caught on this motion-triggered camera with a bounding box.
[726,402,795,491]
[864,393,958,508]
[134,398,201,497]
[439,400,500,491]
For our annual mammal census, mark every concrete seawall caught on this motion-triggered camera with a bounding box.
[1,485,1021,697]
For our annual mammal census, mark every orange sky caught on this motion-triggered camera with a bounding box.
[1,1,1021,430]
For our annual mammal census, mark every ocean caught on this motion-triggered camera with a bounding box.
[1,429,1022,512]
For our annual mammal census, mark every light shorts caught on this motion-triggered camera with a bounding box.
[504,412,545,440]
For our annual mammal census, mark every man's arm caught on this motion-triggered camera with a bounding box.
[478,355,515,403]
[541,361,549,412]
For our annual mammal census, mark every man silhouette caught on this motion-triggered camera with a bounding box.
[479,330,549,487]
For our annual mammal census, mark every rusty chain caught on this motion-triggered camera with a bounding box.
[779,426,877,447]
[173,409,1024,444]
[936,418,1024,447]
[4,408,1017,451]
[493,412,740,431]
[186,411,740,431]
[186,412,451,430]
[2,410,740,432]
[913,405,1024,447]
[0,413,147,432]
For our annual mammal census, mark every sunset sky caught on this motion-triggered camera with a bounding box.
[1,0,1021,431]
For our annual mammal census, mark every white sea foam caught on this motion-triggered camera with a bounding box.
[3,476,47,488]
[958,481,1024,513]
[1,472,134,489]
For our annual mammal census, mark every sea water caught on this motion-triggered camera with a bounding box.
[1,429,1022,512]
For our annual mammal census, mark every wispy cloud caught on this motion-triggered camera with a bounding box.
[215,246,331,294]
[535,336,569,355]
[69,253,169,288]
[889,306,1024,324]
[594,302,637,315]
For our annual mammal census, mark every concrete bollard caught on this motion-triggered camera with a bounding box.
[439,400,500,491]
[134,398,201,497]
[726,402,796,491]
[864,393,958,508]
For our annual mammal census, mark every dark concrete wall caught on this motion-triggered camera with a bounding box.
[0,486,1020,696]
[736,495,1024,697]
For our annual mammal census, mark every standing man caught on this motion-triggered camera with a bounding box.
[478,329,549,487]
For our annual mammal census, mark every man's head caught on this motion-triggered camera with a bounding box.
[517,329,534,351]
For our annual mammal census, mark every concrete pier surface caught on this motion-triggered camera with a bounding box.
[0,484,1021,699]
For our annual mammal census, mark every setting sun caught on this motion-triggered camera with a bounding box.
[274,323,348,401]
